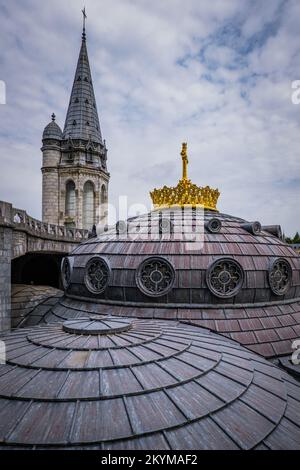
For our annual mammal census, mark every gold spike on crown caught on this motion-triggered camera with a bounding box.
[150,143,220,211]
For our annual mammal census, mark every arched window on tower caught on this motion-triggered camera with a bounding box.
[65,181,76,226]
[83,181,95,230]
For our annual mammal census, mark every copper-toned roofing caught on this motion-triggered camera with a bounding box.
[68,209,300,306]
[0,318,300,449]
[21,295,300,359]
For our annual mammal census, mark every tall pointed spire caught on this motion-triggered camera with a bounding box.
[62,10,103,144]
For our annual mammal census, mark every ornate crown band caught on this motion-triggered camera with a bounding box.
[150,143,220,211]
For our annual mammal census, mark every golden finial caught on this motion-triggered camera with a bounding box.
[181,142,188,180]
[150,143,220,211]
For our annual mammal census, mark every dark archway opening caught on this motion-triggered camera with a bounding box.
[11,253,64,288]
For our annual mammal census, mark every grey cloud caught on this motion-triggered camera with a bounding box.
[0,0,299,236]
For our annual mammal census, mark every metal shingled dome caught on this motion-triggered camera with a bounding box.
[52,207,300,359]
[42,120,63,141]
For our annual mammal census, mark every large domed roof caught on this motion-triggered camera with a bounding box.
[58,207,300,358]
[0,318,299,449]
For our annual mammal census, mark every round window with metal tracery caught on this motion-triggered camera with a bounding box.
[268,258,292,296]
[84,257,110,294]
[206,258,244,298]
[136,257,175,297]
[61,257,71,290]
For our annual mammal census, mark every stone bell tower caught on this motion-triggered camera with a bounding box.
[41,10,109,230]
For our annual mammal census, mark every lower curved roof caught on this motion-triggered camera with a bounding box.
[20,290,300,359]
[0,317,300,449]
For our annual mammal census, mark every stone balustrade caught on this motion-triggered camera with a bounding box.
[9,206,89,241]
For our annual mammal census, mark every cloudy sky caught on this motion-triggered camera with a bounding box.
[0,0,299,236]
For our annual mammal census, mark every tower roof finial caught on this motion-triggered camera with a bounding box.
[82,7,87,41]
[51,113,56,122]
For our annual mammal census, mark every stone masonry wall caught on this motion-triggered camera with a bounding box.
[42,147,60,225]
[42,167,59,225]
[0,226,12,333]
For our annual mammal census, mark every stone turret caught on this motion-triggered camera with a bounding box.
[41,114,62,225]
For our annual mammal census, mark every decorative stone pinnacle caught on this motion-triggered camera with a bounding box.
[150,143,220,211]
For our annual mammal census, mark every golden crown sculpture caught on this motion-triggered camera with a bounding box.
[150,143,220,211]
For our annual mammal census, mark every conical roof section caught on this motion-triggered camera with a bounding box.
[62,33,102,143]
